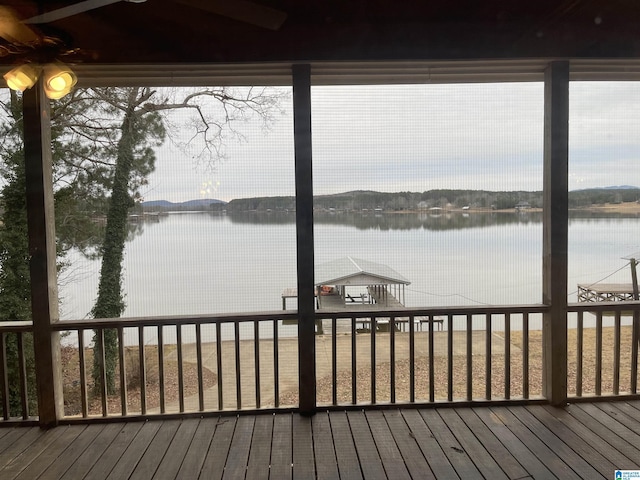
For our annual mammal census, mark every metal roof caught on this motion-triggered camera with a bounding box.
[315,256,410,286]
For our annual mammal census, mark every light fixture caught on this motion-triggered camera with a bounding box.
[3,64,39,92]
[3,62,77,99]
[42,63,77,99]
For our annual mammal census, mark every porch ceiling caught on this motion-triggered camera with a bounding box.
[0,0,639,69]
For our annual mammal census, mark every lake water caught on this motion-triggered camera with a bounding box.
[58,210,640,340]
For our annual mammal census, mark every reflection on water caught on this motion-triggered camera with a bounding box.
[59,211,639,337]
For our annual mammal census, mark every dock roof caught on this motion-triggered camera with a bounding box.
[315,256,410,286]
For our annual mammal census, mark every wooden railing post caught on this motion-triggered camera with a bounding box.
[293,64,316,415]
[23,80,63,427]
[542,61,569,406]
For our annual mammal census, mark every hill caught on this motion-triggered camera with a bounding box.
[140,187,640,213]
[141,198,226,211]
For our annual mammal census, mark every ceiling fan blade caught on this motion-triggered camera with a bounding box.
[174,0,287,31]
[0,6,40,44]
[24,0,123,24]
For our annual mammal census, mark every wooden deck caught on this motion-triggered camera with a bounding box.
[1,401,640,479]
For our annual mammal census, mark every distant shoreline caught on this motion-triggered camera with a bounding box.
[379,201,640,215]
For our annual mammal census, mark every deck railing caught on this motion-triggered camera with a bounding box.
[314,305,548,407]
[0,321,36,423]
[1,302,639,425]
[567,301,640,399]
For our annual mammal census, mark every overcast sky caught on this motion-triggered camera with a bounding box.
[143,81,640,203]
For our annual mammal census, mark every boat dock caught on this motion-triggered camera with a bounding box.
[577,283,637,302]
[282,257,443,332]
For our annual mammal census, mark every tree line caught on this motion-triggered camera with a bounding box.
[202,187,640,213]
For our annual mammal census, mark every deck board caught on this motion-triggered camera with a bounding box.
[419,409,484,479]
[1,426,67,479]
[376,410,426,480]
[563,403,640,467]
[174,418,217,479]
[13,425,86,480]
[200,415,237,479]
[269,412,292,480]
[152,418,202,480]
[346,411,387,480]
[492,406,582,479]
[1,401,640,479]
[83,421,145,480]
[130,419,182,480]
[329,411,363,480]
[59,423,124,480]
[365,410,411,480]
[454,408,529,480]
[311,412,339,480]
[473,406,557,480]
[292,414,316,479]
[438,408,509,480]
[32,424,104,480]
[246,414,273,480]
[508,406,602,479]
[527,405,617,477]
[222,415,255,480]
[106,421,163,480]
[399,409,456,479]
[539,404,634,473]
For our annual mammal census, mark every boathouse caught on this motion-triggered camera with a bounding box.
[315,256,410,309]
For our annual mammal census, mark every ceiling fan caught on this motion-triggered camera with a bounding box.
[19,0,287,32]
[0,0,287,49]
[0,0,287,97]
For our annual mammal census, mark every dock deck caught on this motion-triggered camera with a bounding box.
[578,283,637,302]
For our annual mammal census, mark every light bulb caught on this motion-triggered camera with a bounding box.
[3,64,39,92]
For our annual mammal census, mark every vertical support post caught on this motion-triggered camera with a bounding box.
[630,258,639,300]
[542,61,569,406]
[293,64,316,415]
[23,80,63,427]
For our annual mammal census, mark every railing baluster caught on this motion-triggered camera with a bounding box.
[332,316,337,406]
[390,316,396,404]
[596,312,602,396]
[138,326,146,415]
[235,321,242,410]
[466,314,472,401]
[371,316,376,404]
[272,320,278,408]
[409,314,415,403]
[429,315,435,403]
[254,319,261,408]
[576,311,583,396]
[0,333,9,420]
[217,322,223,409]
[522,313,530,399]
[157,326,165,414]
[485,313,492,401]
[613,311,621,395]
[117,327,126,416]
[99,329,108,417]
[196,323,204,411]
[632,310,639,394]
[447,314,453,402]
[505,313,511,400]
[78,329,88,418]
[17,333,28,419]
[177,325,184,412]
[351,316,357,405]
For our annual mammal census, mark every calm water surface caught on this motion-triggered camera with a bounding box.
[58,211,640,340]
